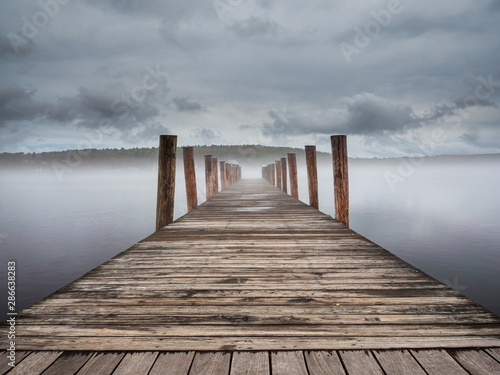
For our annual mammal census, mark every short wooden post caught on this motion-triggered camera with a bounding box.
[212,157,218,196]
[270,164,276,186]
[276,160,282,189]
[183,146,197,212]
[281,157,287,193]
[205,155,213,200]
[220,161,226,190]
[287,153,298,199]
[156,135,177,231]
[305,145,319,209]
[331,135,349,227]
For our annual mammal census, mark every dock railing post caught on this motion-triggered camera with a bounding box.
[271,164,276,186]
[275,160,282,189]
[287,153,298,199]
[183,146,197,212]
[213,157,218,196]
[281,157,287,193]
[305,145,319,209]
[156,135,177,231]
[205,155,213,200]
[331,135,349,227]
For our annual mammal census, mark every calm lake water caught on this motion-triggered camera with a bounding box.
[1,157,499,319]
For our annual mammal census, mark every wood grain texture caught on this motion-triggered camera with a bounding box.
[41,352,94,375]
[112,352,157,375]
[230,351,269,375]
[148,352,194,375]
[183,147,198,211]
[287,153,299,199]
[339,350,384,375]
[271,351,308,375]
[448,348,500,375]
[3,179,500,353]
[331,135,348,227]
[156,135,176,230]
[305,146,318,209]
[373,350,426,375]
[189,352,231,375]
[304,351,346,375]
[410,349,469,375]
[9,352,62,375]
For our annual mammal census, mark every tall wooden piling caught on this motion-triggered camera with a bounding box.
[331,135,349,227]
[305,145,319,209]
[156,135,177,231]
[281,157,287,193]
[276,160,282,189]
[287,153,298,199]
[205,155,213,200]
[213,157,218,196]
[271,164,276,186]
[182,146,197,212]
[220,161,226,190]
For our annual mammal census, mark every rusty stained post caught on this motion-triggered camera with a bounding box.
[204,155,213,200]
[305,145,319,209]
[183,147,197,212]
[281,157,287,193]
[275,160,282,189]
[287,153,298,199]
[212,157,218,196]
[270,164,276,186]
[156,135,177,231]
[220,161,226,190]
[331,135,349,227]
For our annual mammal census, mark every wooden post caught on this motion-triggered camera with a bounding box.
[276,160,282,189]
[287,153,298,199]
[220,161,226,190]
[281,157,287,193]
[225,163,231,187]
[183,147,197,212]
[205,155,213,200]
[156,135,177,231]
[305,145,319,209]
[270,164,276,186]
[331,135,349,227]
[212,157,218,196]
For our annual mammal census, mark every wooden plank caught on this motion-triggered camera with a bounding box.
[271,351,308,375]
[8,352,62,375]
[448,348,500,375]
[111,352,157,375]
[338,350,384,375]
[0,351,30,375]
[75,352,125,375]
[373,350,426,374]
[485,347,500,362]
[189,352,231,375]
[148,352,194,375]
[230,351,269,375]
[41,352,93,375]
[304,351,346,375]
[410,349,469,375]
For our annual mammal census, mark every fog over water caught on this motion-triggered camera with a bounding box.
[1,156,500,319]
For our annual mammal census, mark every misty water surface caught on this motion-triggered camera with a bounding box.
[1,157,499,319]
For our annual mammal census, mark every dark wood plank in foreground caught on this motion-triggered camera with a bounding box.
[1,179,500,353]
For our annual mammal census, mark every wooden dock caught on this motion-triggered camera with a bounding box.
[2,178,500,374]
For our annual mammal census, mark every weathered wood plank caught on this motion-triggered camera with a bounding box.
[271,351,308,375]
[373,350,426,374]
[339,350,384,375]
[410,349,469,375]
[111,352,157,375]
[8,352,62,375]
[75,352,125,375]
[189,352,231,375]
[40,352,94,375]
[448,348,500,375]
[148,352,194,375]
[485,347,500,362]
[230,351,269,375]
[304,351,346,375]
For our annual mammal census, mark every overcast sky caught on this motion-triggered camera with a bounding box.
[1,0,500,157]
